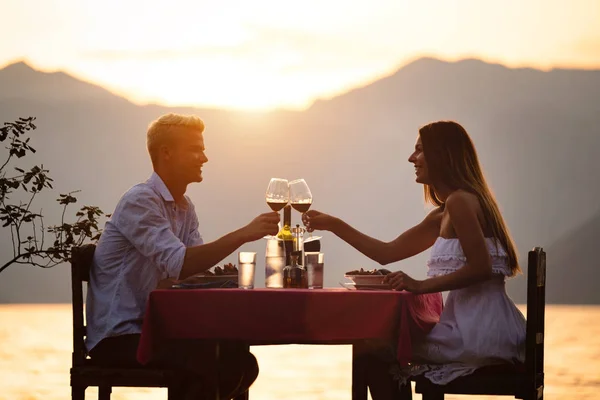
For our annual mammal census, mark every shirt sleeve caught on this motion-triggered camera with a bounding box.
[113,189,186,278]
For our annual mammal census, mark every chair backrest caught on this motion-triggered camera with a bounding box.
[71,244,97,367]
[525,247,546,382]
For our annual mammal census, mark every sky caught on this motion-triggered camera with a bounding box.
[1,0,599,110]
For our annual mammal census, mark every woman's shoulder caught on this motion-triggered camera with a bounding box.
[446,189,479,204]
[423,206,444,225]
[445,190,482,213]
[444,189,495,237]
[427,206,445,217]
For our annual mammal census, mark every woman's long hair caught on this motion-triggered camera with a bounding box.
[419,121,520,275]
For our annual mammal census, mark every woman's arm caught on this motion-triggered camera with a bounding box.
[303,207,442,265]
[386,191,493,293]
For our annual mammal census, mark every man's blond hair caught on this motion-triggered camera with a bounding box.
[146,113,205,166]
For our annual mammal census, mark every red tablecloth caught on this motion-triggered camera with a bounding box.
[137,288,442,366]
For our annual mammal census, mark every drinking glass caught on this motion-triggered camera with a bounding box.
[265,238,285,288]
[305,252,324,289]
[289,179,312,214]
[266,178,289,212]
[289,179,320,239]
[238,252,257,289]
[265,178,289,240]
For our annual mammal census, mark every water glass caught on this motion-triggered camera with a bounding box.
[265,239,285,288]
[305,252,324,289]
[238,252,257,289]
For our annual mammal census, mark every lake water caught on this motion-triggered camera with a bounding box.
[1,304,599,399]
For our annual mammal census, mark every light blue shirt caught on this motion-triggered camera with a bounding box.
[85,173,204,352]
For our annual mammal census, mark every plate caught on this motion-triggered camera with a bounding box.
[171,280,238,289]
[339,281,392,291]
[303,236,323,242]
[344,274,387,285]
[263,235,284,241]
[184,274,237,284]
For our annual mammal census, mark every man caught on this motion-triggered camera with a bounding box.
[86,113,279,399]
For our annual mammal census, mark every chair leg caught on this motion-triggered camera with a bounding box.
[167,385,183,400]
[351,344,369,400]
[233,392,249,400]
[71,385,86,400]
[98,386,111,400]
[526,386,543,400]
[399,382,412,400]
[422,392,444,400]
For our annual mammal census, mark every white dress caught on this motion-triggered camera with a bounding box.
[398,237,526,385]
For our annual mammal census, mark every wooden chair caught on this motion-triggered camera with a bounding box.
[414,246,546,400]
[70,244,190,400]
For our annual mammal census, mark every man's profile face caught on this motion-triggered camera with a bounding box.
[165,128,208,184]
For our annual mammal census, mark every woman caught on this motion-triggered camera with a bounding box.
[303,121,526,388]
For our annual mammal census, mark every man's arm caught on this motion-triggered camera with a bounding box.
[179,227,245,279]
[115,189,279,280]
[158,228,247,287]
[177,211,279,279]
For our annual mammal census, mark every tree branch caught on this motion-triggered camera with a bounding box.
[0,118,105,276]
[17,190,37,233]
[39,209,45,250]
[9,222,16,258]
[0,154,13,174]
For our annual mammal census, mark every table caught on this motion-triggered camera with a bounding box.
[137,288,443,398]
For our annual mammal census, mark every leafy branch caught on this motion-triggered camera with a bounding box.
[0,117,106,275]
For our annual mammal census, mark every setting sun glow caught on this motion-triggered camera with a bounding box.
[1,0,599,110]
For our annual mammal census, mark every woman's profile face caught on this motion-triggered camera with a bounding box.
[408,136,429,184]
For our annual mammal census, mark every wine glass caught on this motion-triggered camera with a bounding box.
[266,178,289,212]
[289,179,320,240]
[265,178,289,240]
[289,179,312,213]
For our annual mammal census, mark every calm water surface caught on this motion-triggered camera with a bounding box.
[1,304,599,399]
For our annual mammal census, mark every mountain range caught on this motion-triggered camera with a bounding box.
[0,57,599,304]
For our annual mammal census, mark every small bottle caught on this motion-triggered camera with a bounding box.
[283,251,306,288]
[292,224,305,266]
[276,205,294,265]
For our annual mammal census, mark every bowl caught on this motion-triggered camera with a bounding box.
[344,274,387,285]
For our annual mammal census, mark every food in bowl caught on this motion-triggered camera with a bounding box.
[345,268,391,276]
[344,268,392,285]
[182,263,238,285]
[203,263,238,276]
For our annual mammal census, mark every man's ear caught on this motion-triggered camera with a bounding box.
[158,144,172,161]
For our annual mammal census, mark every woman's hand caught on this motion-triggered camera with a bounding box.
[383,270,424,293]
[302,210,337,232]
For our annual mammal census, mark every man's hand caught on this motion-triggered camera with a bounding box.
[156,278,177,289]
[383,270,423,293]
[242,212,280,241]
[302,210,337,232]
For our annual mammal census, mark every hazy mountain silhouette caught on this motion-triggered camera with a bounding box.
[545,210,600,304]
[0,58,599,304]
[0,61,130,105]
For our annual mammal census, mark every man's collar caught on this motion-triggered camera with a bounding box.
[148,172,189,209]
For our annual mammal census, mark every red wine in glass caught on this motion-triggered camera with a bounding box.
[265,178,289,240]
[291,201,312,213]
[268,200,288,212]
